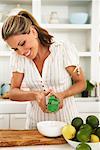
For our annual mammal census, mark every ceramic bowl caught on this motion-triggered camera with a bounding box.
[69,12,88,24]
[37,121,66,137]
[66,139,100,150]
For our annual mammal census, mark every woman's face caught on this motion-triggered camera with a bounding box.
[6,27,39,60]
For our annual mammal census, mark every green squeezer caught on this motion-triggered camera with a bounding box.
[47,95,60,112]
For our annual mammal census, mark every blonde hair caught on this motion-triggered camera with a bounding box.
[2,10,53,47]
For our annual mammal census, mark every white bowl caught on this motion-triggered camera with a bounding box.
[66,139,100,150]
[69,12,88,24]
[37,121,67,137]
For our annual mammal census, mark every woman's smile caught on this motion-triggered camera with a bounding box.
[24,50,31,57]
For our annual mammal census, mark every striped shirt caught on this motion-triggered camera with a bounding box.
[10,40,79,129]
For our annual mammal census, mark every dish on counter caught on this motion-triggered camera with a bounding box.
[37,121,67,137]
[66,139,100,150]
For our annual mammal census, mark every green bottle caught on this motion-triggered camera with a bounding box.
[47,95,60,112]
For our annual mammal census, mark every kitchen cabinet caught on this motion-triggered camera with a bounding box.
[0,114,9,129]
[76,98,100,122]
[0,114,26,129]
[0,0,100,98]
[0,98,99,129]
[10,114,26,129]
[0,100,27,129]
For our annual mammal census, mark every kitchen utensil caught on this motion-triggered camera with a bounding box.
[1,83,10,96]
[47,95,60,112]
[0,129,66,147]
[49,11,59,24]
[69,12,88,24]
[37,121,66,137]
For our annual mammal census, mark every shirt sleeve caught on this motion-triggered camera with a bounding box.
[61,41,79,68]
[10,52,25,73]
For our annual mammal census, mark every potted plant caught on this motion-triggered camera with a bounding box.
[82,80,95,97]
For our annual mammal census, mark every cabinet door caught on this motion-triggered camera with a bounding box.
[79,113,100,122]
[76,101,100,122]
[10,114,26,129]
[0,114,9,129]
[76,101,100,113]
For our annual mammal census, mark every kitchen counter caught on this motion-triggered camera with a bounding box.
[0,144,74,150]
[0,99,28,113]
[0,97,100,114]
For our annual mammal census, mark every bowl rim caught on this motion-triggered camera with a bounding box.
[66,139,100,145]
[37,121,67,126]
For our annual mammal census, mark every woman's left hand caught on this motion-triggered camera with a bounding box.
[48,91,64,110]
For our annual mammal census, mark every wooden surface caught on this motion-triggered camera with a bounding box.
[0,129,66,147]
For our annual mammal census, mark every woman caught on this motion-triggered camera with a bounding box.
[2,10,86,129]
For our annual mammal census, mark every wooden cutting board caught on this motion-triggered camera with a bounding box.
[0,129,66,147]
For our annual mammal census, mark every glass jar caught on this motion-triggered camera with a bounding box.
[49,11,59,24]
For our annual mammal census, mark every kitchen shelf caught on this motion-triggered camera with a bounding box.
[41,24,91,30]
[0,0,32,4]
[42,0,91,6]
[75,97,100,102]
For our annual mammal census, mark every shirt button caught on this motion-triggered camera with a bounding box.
[42,85,44,87]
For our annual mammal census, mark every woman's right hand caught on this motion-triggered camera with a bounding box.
[35,90,51,113]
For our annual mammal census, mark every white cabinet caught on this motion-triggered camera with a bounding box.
[0,114,26,129]
[0,100,27,129]
[0,114,9,129]
[10,114,26,129]
[0,99,100,129]
[76,98,100,122]
[78,113,100,122]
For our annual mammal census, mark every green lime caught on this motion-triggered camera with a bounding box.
[86,115,99,129]
[71,117,83,130]
[80,124,92,134]
[76,129,91,142]
[92,128,97,134]
[95,127,100,138]
[76,143,91,150]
